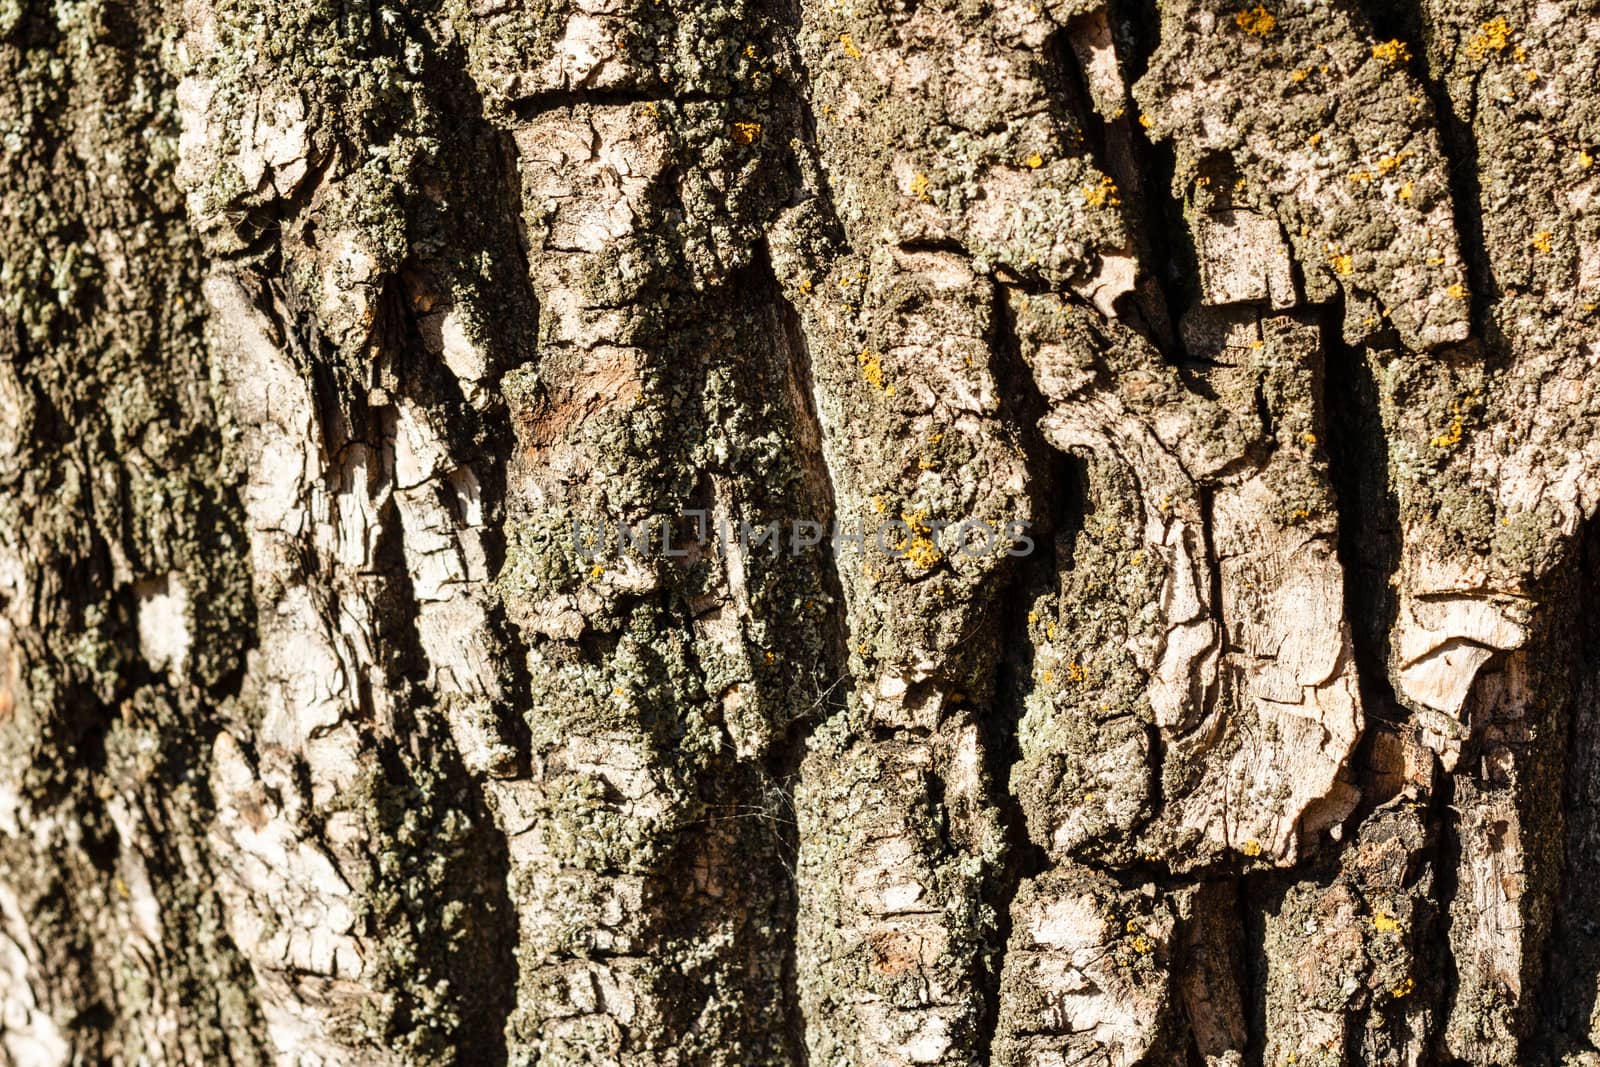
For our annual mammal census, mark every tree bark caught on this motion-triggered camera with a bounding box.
[2,0,1599,1062]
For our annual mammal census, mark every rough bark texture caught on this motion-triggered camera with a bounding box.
[4,0,1600,1062]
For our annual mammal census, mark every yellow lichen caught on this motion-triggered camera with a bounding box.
[839,31,862,58]
[1532,230,1553,253]
[1399,180,1414,200]
[1447,282,1468,299]
[731,121,762,145]
[1234,4,1276,36]
[1391,976,1415,998]
[905,537,942,568]
[1466,17,1511,61]
[909,172,931,201]
[1373,912,1403,933]
[1289,68,1309,83]
[1329,249,1354,276]
[1082,175,1120,207]
[1025,152,1044,169]
[1430,417,1463,449]
[1582,150,1595,169]
[1139,113,1153,128]
[1241,839,1264,857]
[1066,662,1088,683]
[858,347,887,391]
[1348,169,1375,183]
[1378,151,1410,173]
[1372,38,1411,64]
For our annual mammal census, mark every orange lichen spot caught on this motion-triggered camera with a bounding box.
[1526,68,1540,82]
[1290,68,1309,83]
[1399,180,1414,200]
[839,31,862,58]
[589,564,605,578]
[1373,912,1404,933]
[1241,839,1264,857]
[1447,282,1468,299]
[1430,417,1463,449]
[1378,152,1410,173]
[1328,249,1354,276]
[905,537,942,568]
[1466,17,1511,61]
[1372,38,1411,64]
[1532,230,1553,253]
[1581,150,1595,169]
[858,347,887,391]
[1348,169,1375,183]
[1302,431,1317,446]
[743,43,760,59]
[1082,175,1120,206]
[1391,977,1416,999]
[1025,152,1044,169]
[909,172,931,201]
[1307,132,1323,147]
[1066,662,1088,683]
[1139,113,1153,128]
[731,121,762,145]
[1235,4,1276,36]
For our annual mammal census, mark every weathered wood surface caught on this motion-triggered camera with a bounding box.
[3,0,1600,1062]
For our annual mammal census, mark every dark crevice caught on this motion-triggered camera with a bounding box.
[1043,26,1111,169]
[1318,301,1409,791]
[1348,0,1498,341]
[508,87,721,123]
[1107,0,1201,361]
[1541,519,1600,1061]
[974,282,1080,1060]
[765,249,851,1067]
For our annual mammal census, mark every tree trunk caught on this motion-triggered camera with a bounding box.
[2,0,1598,1062]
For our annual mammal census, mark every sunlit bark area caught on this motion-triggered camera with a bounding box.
[4,0,1600,1062]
